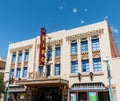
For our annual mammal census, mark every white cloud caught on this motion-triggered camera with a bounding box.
[58,6,63,10]
[73,8,77,13]
[104,16,108,20]
[80,20,85,24]
[111,26,119,34]
[84,8,88,12]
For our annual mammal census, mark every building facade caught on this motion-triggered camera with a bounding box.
[0,57,6,72]
[5,21,120,101]
[0,57,6,101]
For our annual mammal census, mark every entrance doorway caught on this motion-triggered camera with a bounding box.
[78,92,87,101]
[33,87,62,101]
[98,92,110,101]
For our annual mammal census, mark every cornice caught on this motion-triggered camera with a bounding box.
[66,29,104,41]
[10,44,33,53]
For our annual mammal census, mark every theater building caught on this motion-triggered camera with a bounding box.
[5,21,120,101]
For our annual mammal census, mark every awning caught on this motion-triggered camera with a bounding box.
[7,85,26,92]
[16,78,68,87]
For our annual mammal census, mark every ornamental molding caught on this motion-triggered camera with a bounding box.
[37,39,63,48]
[24,62,28,67]
[10,44,33,53]
[71,54,78,61]
[47,39,63,46]
[66,29,104,42]
[81,52,89,60]
[55,57,61,64]
[92,50,101,58]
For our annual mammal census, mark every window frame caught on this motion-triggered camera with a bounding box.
[93,58,102,72]
[22,67,28,78]
[54,64,60,75]
[71,60,78,73]
[18,51,22,62]
[24,50,29,62]
[81,40,88,52]
[92,38,100,51]
[71,42,77,54]
[81,60,90,72]
[16,68,21,78]
[55,46,61,58]
[11,53,16,63]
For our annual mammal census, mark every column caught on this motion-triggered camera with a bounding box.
[77,39,82,73]
[88,37,93,72]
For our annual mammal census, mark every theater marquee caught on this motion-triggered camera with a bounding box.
[28,71,46,80]
[39,28,46,66]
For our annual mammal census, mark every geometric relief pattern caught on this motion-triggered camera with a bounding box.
[24,62,28,67]
[17,63,21,67]
[66,29,104,42]
[11,64,15,68]
[92,50,101,58]
[55,58,61,64]
[81,52,89,60]
[71,54,78,61]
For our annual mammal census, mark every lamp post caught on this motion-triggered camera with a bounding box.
[5,70,11,101]
[103,57,114,101]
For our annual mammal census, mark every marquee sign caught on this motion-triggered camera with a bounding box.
[39,28,46,66]
[28,71,46,80]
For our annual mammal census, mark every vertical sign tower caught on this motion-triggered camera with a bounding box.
[39,28,46,66]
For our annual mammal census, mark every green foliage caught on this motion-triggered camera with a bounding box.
[0,72,5,94]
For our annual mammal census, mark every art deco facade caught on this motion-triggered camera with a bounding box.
[5,21,120,101]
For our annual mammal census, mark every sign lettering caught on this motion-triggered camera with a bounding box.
[39,28,46,66]
[28,72,46,80]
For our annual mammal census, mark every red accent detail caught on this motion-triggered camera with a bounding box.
[39,28,46,66]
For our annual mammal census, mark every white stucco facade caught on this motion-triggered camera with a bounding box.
[5,21,120,101]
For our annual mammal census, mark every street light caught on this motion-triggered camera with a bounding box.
[4,71,11,101]
[103,57,114,101]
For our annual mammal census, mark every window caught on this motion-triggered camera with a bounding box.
[81,40,88,52]
[71,42,77,54]
[38,66,43,72]
[71,61,78,73]
[12,53,16,63]
[92,38,100,51]
[93,58,102,72]
[16,68,21,78]
[54,64,60,75]
[18,52,22,62]
[10,69,14,78]
[47,48,52,59]
[46,65,51,77]
[23,67,28,77]
[24,51,29,61]
[55,46,61,57]
[82,60,89,72]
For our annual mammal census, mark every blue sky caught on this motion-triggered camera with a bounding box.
[0,0,120,58]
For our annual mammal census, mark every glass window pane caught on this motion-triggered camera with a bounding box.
[82,60,89,72]
[71,43,77,54]
[47,48,52,59]
[23,67,28,77]
[81,40,88,52]
[24,51,29,61]
[38,66,43,72]
[16,68,21,78]
[18,52,22,62]
[92,38,100,51]
[93,58,102,72]
[10,69,14,78]
[12,53,16,63]
[55,47,61,57]
[55,64,60,75]
[71,61,78,73]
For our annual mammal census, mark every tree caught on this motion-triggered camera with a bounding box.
[0,72,5,95]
